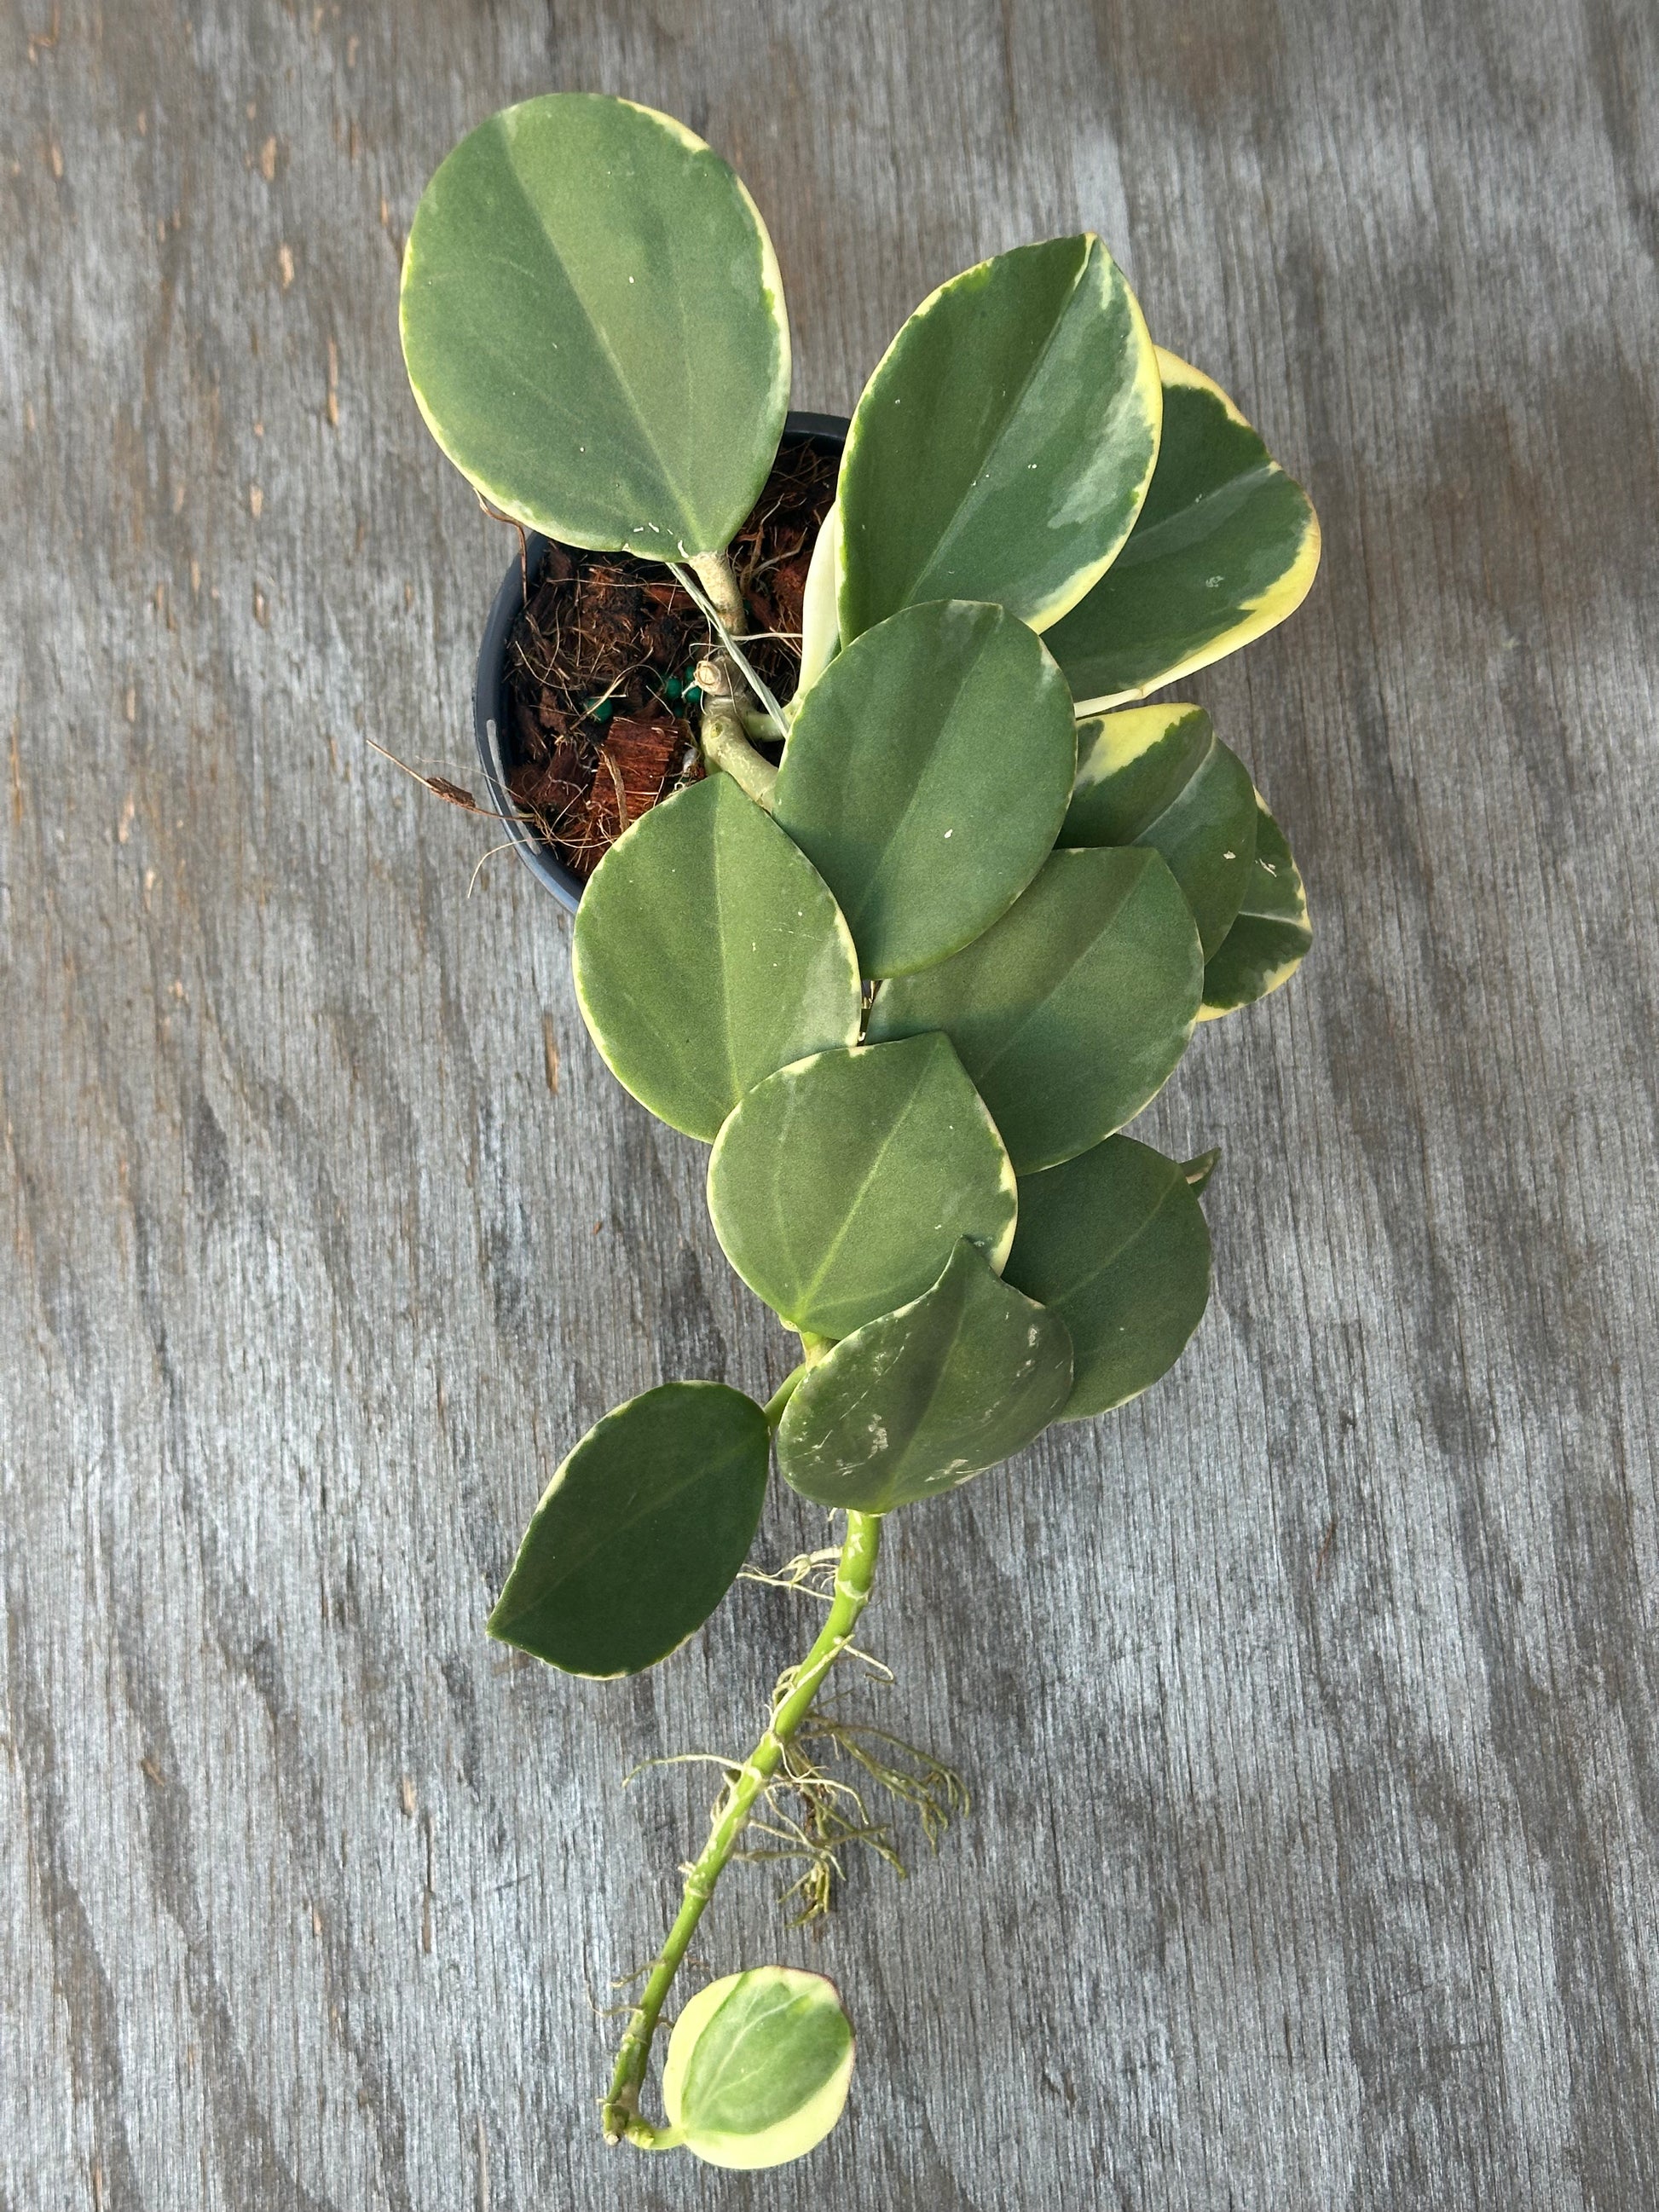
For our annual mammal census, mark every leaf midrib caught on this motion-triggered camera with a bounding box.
[493,118,707,543]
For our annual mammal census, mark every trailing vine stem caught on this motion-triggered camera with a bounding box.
[602,1486,886,2150]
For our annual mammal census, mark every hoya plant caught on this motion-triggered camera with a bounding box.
[401,92,1317,2168]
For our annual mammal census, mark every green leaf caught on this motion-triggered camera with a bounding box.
[867,847,1203,1172]
[573,777,862,1141]
[773,600,1077,978]
[487,1383,769,1677]
[400,95,789,558]
[1003,1135,1211,1418]
[1199,795,1312,1018]
[793,501,841,704]
[707,1035,1017,1339]
[1063,703,1258,957]
[663,1968,854,2170]
[777,1242,1072,1511]
[836,236,1161,642]
[1048,349,1320,710]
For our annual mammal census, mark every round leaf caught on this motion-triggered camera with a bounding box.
[573,776,862,1141]
[400,95,790,557]
[837,236,1161,640]
[1003,1135,1211,1418]
[487,1383,770,1677]
[663,1968,853,2170]
[868,847,1204,1171]
[1064,704,1258,956]
[1199,794,1312,1018]
[778,1241,1072,1511]
[707,1035,1017,1339]
[1049,349,1321,711]
[774,600,1077,977]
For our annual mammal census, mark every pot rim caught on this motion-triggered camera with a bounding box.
[472,409,850,915]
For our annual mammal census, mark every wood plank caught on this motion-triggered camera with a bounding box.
[2,0,1656,2203]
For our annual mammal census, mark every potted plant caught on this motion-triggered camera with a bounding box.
[400,90,1319,2169]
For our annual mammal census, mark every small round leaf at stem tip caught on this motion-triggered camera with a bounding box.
[662,1968,855,2169]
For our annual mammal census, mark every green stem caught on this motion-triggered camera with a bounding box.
[700,700,777,809]
[602,1509,886,2148]
[763,1365,806,1427]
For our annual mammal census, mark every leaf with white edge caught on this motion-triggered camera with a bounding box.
[1003,1135,1211,1418]
[1049,349,1321,711]
[707,1035,1017,1340]
[1063,704,1258,957]
[774,600,1077,978]
[573,777,861,1141]
[777,1242,1072,1512]
[663,1968,853,2170]
[792,502,841,707]
[400,94,789,558]
[1198,796,1312,1018]
[487,1383,769,1677]
[868,847,1203,1173]
[837,236,1161,642]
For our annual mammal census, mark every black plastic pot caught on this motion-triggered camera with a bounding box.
[473,409,850,914]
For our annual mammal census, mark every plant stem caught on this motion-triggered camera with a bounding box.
[686,548,749,637]
[763,1366,806,1427]
[700,698,777,810]
[601,1509,886,2149]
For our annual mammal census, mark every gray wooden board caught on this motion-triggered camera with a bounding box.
[2,0,1656,2203]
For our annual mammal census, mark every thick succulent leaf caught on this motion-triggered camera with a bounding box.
[868,847,1203,1172]
[487,1383,769,1677]
[1063,703,1258,956]
[400,94,789,557]
[573,777,861,1141]
[1048,349,1321,711]
[664,1969,854,2171]
[777,1242,1072,1511]
[707,1036,1016,1339]
[793,502,841,704]
[1004,1135,1211,1418]
[836,236,1161,642]
[1198,795,1312,1018]
[774,600,1077,978]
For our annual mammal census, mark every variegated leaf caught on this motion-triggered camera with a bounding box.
[1048,349,1319,711]
[837,236,1161,641]
[401,95,789,557]
[1063,703,1258,957]
[777,1242,1072,1511]
[1198,794,1312,1018]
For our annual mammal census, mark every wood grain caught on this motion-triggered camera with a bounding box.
[3,0,1656,2203]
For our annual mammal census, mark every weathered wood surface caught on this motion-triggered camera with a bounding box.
[3,0,1657,2203]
